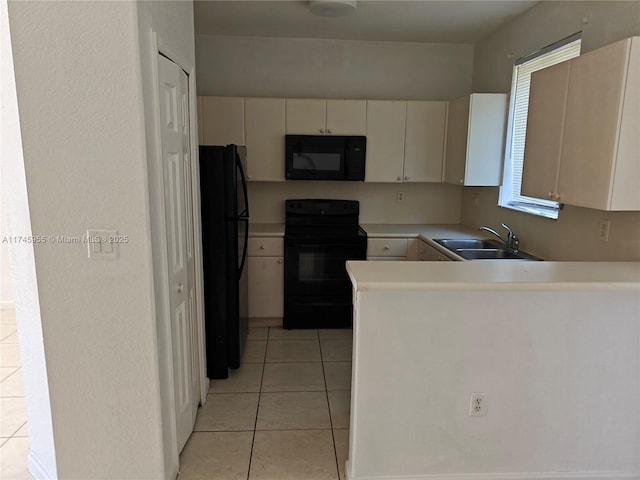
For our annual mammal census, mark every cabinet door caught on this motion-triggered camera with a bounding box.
[248,256,284,318]
[286,99,326,134]
[465,94,507,186]
[365,100,407,182]
[443,95,470,185]
[326,100,366,135]
[418,241,454,261]
[521,61,570,201]
[558,40,629,209]
[245,98,286,182]
[404,101,447,182]
[200,96,245,146]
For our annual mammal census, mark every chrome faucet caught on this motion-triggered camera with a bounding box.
[479,223,520,252]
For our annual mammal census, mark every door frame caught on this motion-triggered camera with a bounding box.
[145,29,208,465]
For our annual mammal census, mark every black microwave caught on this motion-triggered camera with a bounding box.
[285,135,366,181]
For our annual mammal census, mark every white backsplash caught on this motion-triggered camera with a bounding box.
[248,181,462,224]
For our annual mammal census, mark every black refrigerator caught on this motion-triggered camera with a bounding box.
[199,145,249,379]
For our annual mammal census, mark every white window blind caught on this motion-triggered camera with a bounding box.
[500,35,581,218]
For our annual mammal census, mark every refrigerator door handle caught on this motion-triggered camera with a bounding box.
[238,216,249,276]
[236,152,250,218]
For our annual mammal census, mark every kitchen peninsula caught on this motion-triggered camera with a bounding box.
[345,261,640,480]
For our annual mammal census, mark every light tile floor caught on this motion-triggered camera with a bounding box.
[0,308,33,480]
[179,327,353,480]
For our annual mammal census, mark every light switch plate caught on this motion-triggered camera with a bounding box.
[87,229,118,260]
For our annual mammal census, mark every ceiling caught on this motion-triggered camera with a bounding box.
[193,1,538,44]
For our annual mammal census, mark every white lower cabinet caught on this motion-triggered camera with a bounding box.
[418,240,454,261]
[247,238,283,319]
[367,238,408,260]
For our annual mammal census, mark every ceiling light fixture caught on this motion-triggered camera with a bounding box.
[309,0,357,18]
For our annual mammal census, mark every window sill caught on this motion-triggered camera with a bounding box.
[498,202,559,220]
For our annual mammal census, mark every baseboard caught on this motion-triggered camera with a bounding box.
[344,468,640,480]
[249,317,282,328]
[0,301,15,309]
[28,450,57,479]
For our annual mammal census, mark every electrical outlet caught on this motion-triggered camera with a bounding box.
[469,392,488,417]
[396,191,404,203]
[599,220,611,242]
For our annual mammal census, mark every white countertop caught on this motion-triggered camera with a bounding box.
[361,223,481,239]
[346,261,640,292]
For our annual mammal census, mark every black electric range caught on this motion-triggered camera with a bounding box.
[283,199,367,329]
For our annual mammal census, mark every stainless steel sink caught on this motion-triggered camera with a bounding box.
[433,238,504,250]
[433,238,542,261]
[454,248,531,260]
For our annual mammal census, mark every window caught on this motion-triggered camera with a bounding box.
[499,34,582,219]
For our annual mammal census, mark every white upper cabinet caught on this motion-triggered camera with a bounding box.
[404,101,447,182]
[365,100,407,182]
[523,36,639,211]
[285,98,326,134]
[521,61,570,202]
[444,93,508,186]
[325,100,367,135]
[285,98,366,135]
[200,96,245,146]
[244,97,286,182]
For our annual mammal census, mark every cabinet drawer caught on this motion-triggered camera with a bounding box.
[247,237,284,256]
[367,238,408,257]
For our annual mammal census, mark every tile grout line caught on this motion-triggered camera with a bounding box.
[319,332,342,480]
[0,366,20,383]
[245,326,270,480]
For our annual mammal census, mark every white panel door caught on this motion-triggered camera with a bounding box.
[158,54,198,454]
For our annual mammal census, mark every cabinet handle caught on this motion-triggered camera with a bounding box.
[260,245,265,250]
[459,179,464,184]
[548,192,554,199]
[327,129,332,134]
[556,193,562,201]
[404,176,409,181]
[277,258,283,264]
[319,128,325,134]
[384,245,390,250]
[397,176,402,181]
[177,283,184,294]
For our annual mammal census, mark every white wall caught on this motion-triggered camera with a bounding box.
[249,182,461,224]
[462,1,640,261]
[1,209,15,308]
[196,35,474,100]
[5,1,194,478]
[1,3,56,476]
[349,284,640,479]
